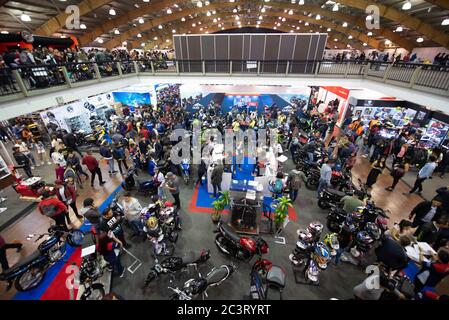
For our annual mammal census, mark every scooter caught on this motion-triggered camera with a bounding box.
[214,221,269,261]
[143,249,211,288]
[168,264,235,300]
[0,226,84,291]
[249,259,286,300]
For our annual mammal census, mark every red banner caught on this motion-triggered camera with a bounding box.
[320,86,350,100]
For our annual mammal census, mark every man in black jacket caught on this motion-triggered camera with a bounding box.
[409,198,445,228]
[12,146,32,177]
[415,216,449,246]
[63,132,83,157]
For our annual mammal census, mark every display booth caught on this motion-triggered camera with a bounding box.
[180,84,310,115]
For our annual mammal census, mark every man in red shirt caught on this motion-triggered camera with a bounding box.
[82,150,105,188]
[38,191,69,231]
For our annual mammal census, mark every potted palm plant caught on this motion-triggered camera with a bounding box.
[211,191,231,223]
[273,196,292,231]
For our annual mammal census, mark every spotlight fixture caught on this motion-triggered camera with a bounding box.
[316,14,321,20]
[342,22,347,27]
[367,31,372,36]
[402,1,411,10]
[80,23,87,29]
[288,9,293,15]
[138,18,144,24]
[348,35,353,39]
[137,33,142,37]
[114,29,120,34]
[332,3,339,11]
[416,37,424,43]
[167,8,172,14]
[442,18,449,26]
[109,8,116,15]
[395,26,403,32]
[20,13,31,21]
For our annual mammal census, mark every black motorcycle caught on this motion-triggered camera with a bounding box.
[78,252,106,300]
[143,249,211,288]
[326,204,348,232]
[168,264,235,300]
[214,221,269,261]
[121,165,157,196]
[0,226,84,291]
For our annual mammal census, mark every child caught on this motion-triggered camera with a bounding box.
[36,141,52,166]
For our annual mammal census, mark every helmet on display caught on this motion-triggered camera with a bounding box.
[324,233,340,252]
[146,216,159,230]
[356,231,373,245]
[346,207,365,225]
[312,242,330,269]
[307,221,324,239]
[365,222,381,240]
[297,229,314,243]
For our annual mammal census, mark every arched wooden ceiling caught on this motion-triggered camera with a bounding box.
[1,1,447,49]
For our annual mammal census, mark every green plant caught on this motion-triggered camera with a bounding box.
[211,191,231,222]
[273,196,292,228]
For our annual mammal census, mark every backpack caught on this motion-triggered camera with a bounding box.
[274,179,283,193]
[40,204,57,217]
[289,173,302,190]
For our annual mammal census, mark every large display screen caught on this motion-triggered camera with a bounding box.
[421,119,449,147]
[112,92,151,106]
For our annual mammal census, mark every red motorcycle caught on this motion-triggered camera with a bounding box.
[214,221,269,261]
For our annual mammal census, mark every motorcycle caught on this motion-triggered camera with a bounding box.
[0,226,84,291]
[180,158,190,185]
[214,221,269,261]
[143,249,211,288]
[249,259,286,300]
[168,264,234,300]
[121,165,157,196]
[326,203,348,232]
[78,252,107,300]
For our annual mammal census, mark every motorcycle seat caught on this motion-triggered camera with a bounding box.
[206,266,230,285]
[326,188,346,197]
[221,223,241,243]
[2,250,41,277]
[182,251,201,265]
[266,265,286,289]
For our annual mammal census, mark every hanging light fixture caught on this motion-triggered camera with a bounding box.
[305,22,309,26]
[137,33,142,38]
[138,18,144,24]
[332,3,339,11]
[206,11,211,16]
[288,9,294,15]
[395,26,403,32]
[80,23,87,29]
[299,0,304,5]
[97,38,104,44]
[367,31,372,36]
[316,14,321,20]
[261,7,266,13]
[197,1,203,7]
[114,29,120,34]
[109,8,116,15]
[154,36,158,40]
[362,42,367,46]
[385,39,392,45]
[402,1,411,10]
[327,28,331,31]
[20,13,31,21]
[441,18,449,26]
[259,15,263,20]
[416,37,424,43]
[181,17,186,21]
[167,8,172,14]
[342,22,347,27]
[158,24,163,29]
[348,35,353,39]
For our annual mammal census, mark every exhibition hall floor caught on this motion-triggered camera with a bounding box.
[0,151,448,300]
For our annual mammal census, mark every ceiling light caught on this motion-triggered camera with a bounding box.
[402,1,411,10]
[279,17,282,20]
[20,13,31,22]
[282,17,286,21]
[235,16,239,20]
[237,21,241,25]
[222,27,225,30]
[277,22,281,26]
[212,10,216,14]
[441,18,449,26]
[259,15,263,20]
[230,0,235,2]
[305,22,309,26]
[395,26,403,32]
[206,11,211,16]
[141,43,145,47]
[367,31,372,36]
[122,41,127,46]
[385,39,392,45]
[342,22,347,27]
[265,0,270,2]
[143,0,149,2]
[205,0,210,5]
[299,0,304,5]
[60,35,66,38]
[363,42,367,46]
[218,23,222,27]
[366,15,372,21]
[327,28,331,31]
[181,17,186,21]
[334,38,338,41]
[233,8,237,13]
[274,26,277,29]
[288,9,293,15]
[200,27,203,31]
[261,7,266,13]
[416,37,424,43]
[97,38,104,44]
[198,21,202,25]
[172,29,176,33]
[192,23,196,27]
[1,31,9,34]
[290,30,294,32]
[154,36,158,40]
[347,44,351,48]
[256,25,260,28]
[197,1,203,7]
[137,33,142,37]
[109,8,116,16]
[332,3,339,11]
[316,14,321,20]
[257,21,261,25]
[158,24,163,29]
[217,17,221,21]
[138,18,144,24]
[213,18,217,22]
[80,23,87,29]
[348,35,353,39]
[114,29,120,34]
[291,0,296,3]
[296,26,300,30]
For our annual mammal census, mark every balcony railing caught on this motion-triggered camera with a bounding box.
[0,59,448,101]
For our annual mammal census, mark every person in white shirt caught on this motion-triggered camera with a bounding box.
[15,141,36,168]
[153,167,166,199]
[317,159,334,198]
[406,155,437,195]
[122,193,143,238]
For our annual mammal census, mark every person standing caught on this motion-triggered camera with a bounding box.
[287,165,303,202]
[16,141,36,168]
[196,159,207,186]
[211,163,224,198]
[0,235,22,272]
[165,172,181,209]
[81,198,102,231]
[366,157,386,188]
[38,191,69,231]
[112,142,128,176]
[36,140,52,166]
[317,159,334,198]
[63,132,83,157]
[12,146,32,177]
[54,179,82,223]
[406,155,437,195]
[153,167,166,200]
[67,151,89,182]
[122,193,144,238]
[99,141,117,175]
[386,161,407,191]
[438,148,449,178]
[97,230,125,278]
[82,150,106,188]
[409,198,446,229]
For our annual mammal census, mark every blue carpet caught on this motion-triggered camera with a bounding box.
[12,185,122,300]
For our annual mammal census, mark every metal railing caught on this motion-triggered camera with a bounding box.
[1,59,448,101]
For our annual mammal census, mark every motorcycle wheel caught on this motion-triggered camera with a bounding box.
[67,229,85,247]
[306,178,318,190]
[81,284,105,300]
[144,271,158,287]
[317,198,330,209]
[15,266,46,291]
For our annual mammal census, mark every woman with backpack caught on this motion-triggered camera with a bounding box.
[112,142,129,175]
[386,161,408,191]
[287,165,303,202]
